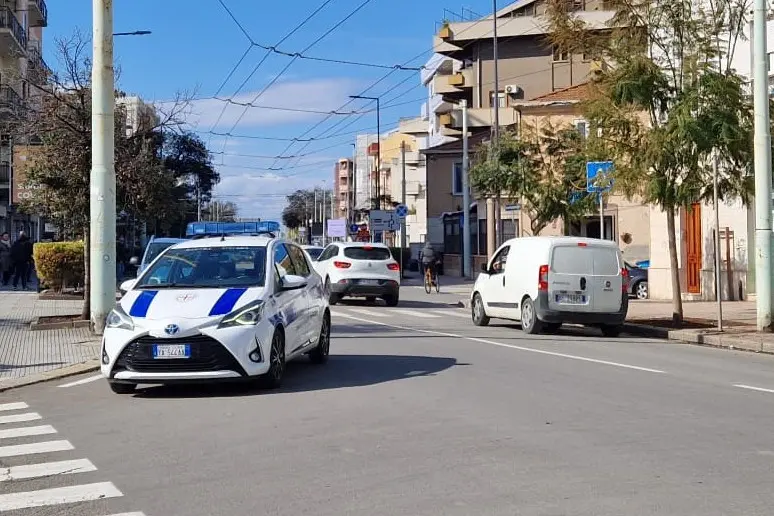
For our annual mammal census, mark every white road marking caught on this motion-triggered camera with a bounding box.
[430,309,470,318]
[0,440,74,458]
[391,309,440,318]
[0,425,57,440]
[58,374,104,388]
[104,513,146,516]
[0,482,123,511]
[345,308,390,318]
[335,313,665,374]
[0,402,28,412]
[0,412,41,425]
[733,384,774,394]
[1,458,97,482]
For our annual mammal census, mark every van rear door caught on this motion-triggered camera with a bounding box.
[589,246,623,312]
[548,244,593,313]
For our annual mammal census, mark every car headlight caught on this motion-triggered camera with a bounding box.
[106,304,134,330]
[219,300,265,328]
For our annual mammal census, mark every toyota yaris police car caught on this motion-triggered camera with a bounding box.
[101,234,330,394]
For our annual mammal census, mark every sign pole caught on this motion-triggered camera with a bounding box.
[400,141,406,279]
[599,191,604,240]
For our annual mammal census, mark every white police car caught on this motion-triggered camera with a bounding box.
[101,234,330,394]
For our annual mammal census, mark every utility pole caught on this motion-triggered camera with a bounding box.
[91,0,116,334]
[489,0,500,253]
[322,187,327,246]
[713,153,723,331]
[400,141,407,279]
[461,100,471,278]
[753,0,773,331]
[351,143,357,226]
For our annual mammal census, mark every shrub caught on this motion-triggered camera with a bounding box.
[33,241,84,292]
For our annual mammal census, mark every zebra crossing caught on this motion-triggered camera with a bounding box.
[0,401,145,514]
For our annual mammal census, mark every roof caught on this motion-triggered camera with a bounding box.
[174,235,276,249]
[530,82,592,102]
[337,242,390,249]
[503,235,619,249]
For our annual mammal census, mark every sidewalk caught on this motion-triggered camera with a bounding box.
[0,292,100,390]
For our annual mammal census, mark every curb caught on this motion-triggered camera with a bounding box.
[30,318,90,331]
[0,360,101,393]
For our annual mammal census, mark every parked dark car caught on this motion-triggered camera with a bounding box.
[625,262,648,299]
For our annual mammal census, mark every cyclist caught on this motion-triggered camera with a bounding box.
[419,242,437,284]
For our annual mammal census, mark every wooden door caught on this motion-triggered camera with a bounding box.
[685,203,702,294]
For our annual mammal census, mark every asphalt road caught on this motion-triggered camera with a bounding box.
[3,287,774,515]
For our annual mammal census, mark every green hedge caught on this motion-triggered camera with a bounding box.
[33,241,84,292]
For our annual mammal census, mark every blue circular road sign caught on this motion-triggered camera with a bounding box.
[396,204,408,218]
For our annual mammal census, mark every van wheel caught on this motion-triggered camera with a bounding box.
[601,325,622,338]
[520,297,543,335]
[472,293,490,326]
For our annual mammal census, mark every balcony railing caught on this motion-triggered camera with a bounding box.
[27,46,51,82]
[0,163,9,183]
[0,7,26,51]
[0,85,23,112]
[30,0,47,27]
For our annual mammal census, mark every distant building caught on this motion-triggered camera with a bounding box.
[116,96,160,136]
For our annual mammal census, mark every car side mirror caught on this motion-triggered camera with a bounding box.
[129,256,139,266]
[480,263,489,273]
[281,274,307,290]
[119,279,137,294]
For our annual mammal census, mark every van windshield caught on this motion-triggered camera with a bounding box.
[551,245,619,275]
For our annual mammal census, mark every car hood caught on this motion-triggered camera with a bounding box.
[120,287,265,321]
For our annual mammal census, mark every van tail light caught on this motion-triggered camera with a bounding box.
[538,265,549,291]
[621,267,629,292]
[387,262,400,271]
[333,261,351,269]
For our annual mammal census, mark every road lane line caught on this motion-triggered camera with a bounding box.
[0,482,123,511]
[0,412,41,425]
[430,309,469,318]
[0,440,74,458]
[0,425,57,440]
[0,402,28,412]
[391,309,440,318]
[733,384,774,394]
[104,512,146,516]
[58,374,103,388]
[1,458,97,482]
[335,313,665,374]
[346,308,390,318]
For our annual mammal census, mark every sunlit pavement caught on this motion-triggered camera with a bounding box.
[3,287,774,514]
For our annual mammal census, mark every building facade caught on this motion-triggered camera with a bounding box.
[332,158,353,220]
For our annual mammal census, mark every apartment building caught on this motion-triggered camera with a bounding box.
[116,96,160,137]
[332,158,353,220]
[0,0,47,238]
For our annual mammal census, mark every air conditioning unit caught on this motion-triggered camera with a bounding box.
[590,59,607,73]
[505,84,522,96]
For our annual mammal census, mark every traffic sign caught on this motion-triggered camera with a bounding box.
[369,210,400,231]
[395,204,408,218]
[586,161,614,193]
[349,224,359,233]
[504,203,521,212]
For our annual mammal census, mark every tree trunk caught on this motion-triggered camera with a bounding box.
[665,205,684,324]
[82,228,90,323]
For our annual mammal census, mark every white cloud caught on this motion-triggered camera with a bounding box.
[180,77,364,130]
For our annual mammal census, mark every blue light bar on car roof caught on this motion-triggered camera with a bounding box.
[185,221,280,237]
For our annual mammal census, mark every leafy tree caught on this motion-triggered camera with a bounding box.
[544,0,754,324]
[204,200,238,222]
[162,131,219,208]
[282,188,332,229]
[16,31,192,322]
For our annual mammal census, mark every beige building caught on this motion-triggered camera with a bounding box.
[332,158,353,220]
[0,0,47,237]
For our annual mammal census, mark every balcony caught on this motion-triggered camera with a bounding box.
[433,74,463,95]
[28,0,47,27]
[0,85,23,116]
[27,46,51,84]
[449,107,519,128]
[0,8,26,56]
[429,93,453,115]
[0,163,8,183]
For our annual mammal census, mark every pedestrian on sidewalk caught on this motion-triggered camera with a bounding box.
[0,232,10,286]
[10,231,33,290]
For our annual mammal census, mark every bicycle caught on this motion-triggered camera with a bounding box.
[423,262,440,294]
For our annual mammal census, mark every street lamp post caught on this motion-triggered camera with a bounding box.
[349,95,380,210]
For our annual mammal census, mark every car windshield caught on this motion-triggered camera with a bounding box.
[305,247,323,259]
[344,246,392,260]
[144,242,178,265]
[135,246,267,289]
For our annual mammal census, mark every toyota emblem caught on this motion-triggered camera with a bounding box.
[164,324,180,336]
[176,293,196,303]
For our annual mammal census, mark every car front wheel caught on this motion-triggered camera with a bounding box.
[260,329,286,389]
[635,281,648,300]
[472,293,490,326]
[309,312,330,364]
[108,381,135,395]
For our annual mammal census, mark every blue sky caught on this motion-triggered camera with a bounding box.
[47,0,497,221]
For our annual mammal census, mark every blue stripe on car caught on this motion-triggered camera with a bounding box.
[209,288,248,316]
[129,291,158,317]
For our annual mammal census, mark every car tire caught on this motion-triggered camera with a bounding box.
[635,281,648,300]
[260,329,286,389]
[520,297,543,335]
[544,323,561,334]
[325,277,339,305]
[384,293,399,307]
[472,293,490,326]
[601,325,622,338]
[309,312,330,364]
[365,296,376,303]
[108,382,135,395]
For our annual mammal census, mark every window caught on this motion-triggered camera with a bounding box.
[552,46,569,62]
[287,245,311,276]
[574,119,588,139]
[343,246,392,260]
[318,245,338,262]
[273,244,297,278]
[452,162,464,195]
[489,90,506,108]
[489,246,510,273]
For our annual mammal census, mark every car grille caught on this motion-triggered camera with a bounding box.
[114,334,247,376]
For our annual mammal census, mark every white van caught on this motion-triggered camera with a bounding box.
[470,236,629,336]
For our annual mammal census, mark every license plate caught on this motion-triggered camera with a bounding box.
[153,344,191,359]
[360,279,380,285]
[556,294,585,304]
